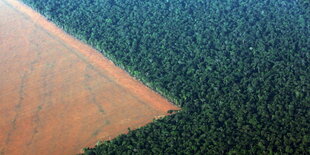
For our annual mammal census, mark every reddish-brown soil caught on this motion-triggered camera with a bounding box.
[0,0,179,154]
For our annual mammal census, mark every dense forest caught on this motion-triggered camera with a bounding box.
[21,0,309,154]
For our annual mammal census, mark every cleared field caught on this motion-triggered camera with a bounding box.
[0,0,179,154]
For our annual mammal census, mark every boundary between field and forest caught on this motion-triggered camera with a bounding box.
[4,0,180,113]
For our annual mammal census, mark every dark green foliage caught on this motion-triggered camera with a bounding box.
[21,0,309,154]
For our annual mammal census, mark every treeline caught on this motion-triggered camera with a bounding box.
[21,0,309,154]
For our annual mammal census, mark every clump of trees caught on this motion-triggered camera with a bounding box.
[22,0,309,154]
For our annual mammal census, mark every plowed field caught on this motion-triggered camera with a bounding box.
[0,0,179,154]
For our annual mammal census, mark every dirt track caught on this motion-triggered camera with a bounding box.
[0,0,179,154]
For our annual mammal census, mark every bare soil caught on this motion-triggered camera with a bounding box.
[0,0,179,154]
